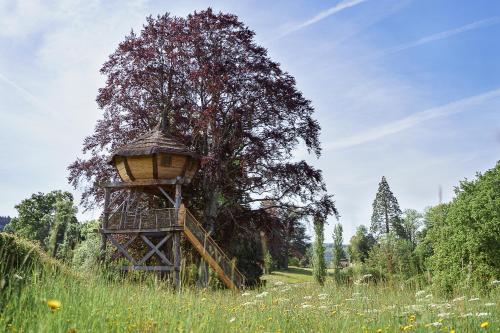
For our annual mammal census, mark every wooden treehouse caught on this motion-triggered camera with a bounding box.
[100,118,245,290]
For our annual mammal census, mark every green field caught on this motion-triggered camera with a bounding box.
[1,237,498,333]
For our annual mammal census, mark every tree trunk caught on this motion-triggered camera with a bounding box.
[283,220,290,269]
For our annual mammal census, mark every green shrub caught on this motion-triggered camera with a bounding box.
[427,162,500,295]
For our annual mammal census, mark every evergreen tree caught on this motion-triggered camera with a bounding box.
[331,223,344,273]
[370,176,403,237]
[312,218,326,285]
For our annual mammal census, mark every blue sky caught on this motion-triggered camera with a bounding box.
[0,0,499,241]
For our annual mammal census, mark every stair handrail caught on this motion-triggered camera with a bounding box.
[182,208,246,285]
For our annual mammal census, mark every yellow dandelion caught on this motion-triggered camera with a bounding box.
[409,314,416,322]
[480,321,489,329]
[450,330,456,333]
[47,299,61,312]
[402,324,413,331]
[377,329,383,333]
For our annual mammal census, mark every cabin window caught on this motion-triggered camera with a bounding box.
[160,154,172,167]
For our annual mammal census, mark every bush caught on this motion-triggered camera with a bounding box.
[288,257,300,267]
[427,162,500,295]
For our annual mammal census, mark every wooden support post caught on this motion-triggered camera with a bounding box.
[100,187,111,262]
[174,182,182,209]
[173,231,181,288]
[173,181,182,288]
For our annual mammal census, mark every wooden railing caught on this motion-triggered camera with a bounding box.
[182,209,246,289]
[107,208,179,230]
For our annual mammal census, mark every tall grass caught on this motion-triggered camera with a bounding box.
[1,233,498,332]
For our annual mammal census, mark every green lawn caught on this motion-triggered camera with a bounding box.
[262,266,336,284]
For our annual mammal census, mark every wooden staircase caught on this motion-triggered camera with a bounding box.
[178,205,246,290]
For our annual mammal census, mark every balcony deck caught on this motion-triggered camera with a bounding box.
[102,208,182,233]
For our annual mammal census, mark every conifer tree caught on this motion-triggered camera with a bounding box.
[312,218,326,285]
[370,176,403,237]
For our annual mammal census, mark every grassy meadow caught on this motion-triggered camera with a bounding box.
[1,236,498,333]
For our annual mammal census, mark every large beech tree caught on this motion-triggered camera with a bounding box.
[68,9,336,281]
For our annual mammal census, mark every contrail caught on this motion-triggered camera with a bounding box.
[325,87,500,151]
[280,0,369,38]
[376,17,500,57]
[0,72,50,113]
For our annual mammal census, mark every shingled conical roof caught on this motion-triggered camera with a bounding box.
[109,122,198,163]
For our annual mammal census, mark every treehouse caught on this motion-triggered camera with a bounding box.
[100,115,245,290]
[109,124,199,183]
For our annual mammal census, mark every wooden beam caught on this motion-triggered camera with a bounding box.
[110,235,138,261]
[152,153,158,179]
[137,234,172,265]
[158,186,175,206]
[107,234,137,265]
[174,183,182,209]
[172,231,181,288]
[120,266,175,271]
[123,157,136,181]
[100,187,111,262]
[103,179,177,188]
[100,227,183,234]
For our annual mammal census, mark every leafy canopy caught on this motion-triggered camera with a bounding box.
[426,161,500,294]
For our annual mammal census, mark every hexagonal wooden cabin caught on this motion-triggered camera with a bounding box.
[110,127,199,183]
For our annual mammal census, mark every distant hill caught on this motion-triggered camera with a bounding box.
[323,243,349,264]
[0,216,11,231]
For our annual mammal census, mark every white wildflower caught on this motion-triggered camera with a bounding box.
[241,292,251,296]
[229,317,236,323]
[318,305,328,309]
[345,298,355,301]
[469,297,480,302]
[274,281,284,286]
[242,301,256,306]
[424,294,433,299]
[461,312,473,317]
[303,295,312,300]
[452,296,465,302]
[255,291,269,298]
[352,292,361,296]
[484,302,495,307]
[415,290,426,297]
[13,274,23,280]
[476,312,490,317]
[437,312,451,318]
[280,286,292,292]
[491,280,500,285]
[428,322,442,327]
[301,303,313,308]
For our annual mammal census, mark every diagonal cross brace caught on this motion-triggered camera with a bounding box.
[110,235,138,261]
[137,234,172,265]
[108,234,138,265]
